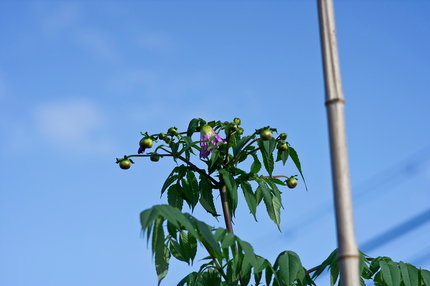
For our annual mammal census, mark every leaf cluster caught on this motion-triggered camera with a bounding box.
[136,118,308,230]
[312,249,430,286]
[141,205,315,286]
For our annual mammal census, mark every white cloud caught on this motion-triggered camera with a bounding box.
[34,99,113,154]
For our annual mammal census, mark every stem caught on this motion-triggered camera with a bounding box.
[263,175,289,179]
[160,147,219,186]
[201,241,228,281]
[222,131,232,166]
[219,185,234,233]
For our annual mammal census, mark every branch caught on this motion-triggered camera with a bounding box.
[160,147,220,187]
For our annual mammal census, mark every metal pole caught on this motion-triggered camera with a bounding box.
[317,0,360,285]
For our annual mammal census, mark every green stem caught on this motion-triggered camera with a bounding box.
[219,184,234,233]
[222,131,232,166]
[201,241,228,281]
[160,147,219,187]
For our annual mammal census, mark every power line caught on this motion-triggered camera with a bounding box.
[282,143,430,235]
[360,207,430,253]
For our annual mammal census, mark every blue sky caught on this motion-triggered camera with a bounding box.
[1,1,430,285]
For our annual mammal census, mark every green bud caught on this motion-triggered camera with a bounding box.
[168,127,178,136]
[286,177,298,189]
[208,121,216,128]
[277,141,288,151]
[280,133,288,140]
[229,123,238,132]
[233,118,241,125]
[260,129,273,141]
[150,154,160,162]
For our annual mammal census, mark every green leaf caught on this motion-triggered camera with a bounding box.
[187,118,200,137]
[233,135,251,157]
[288,147,308,191]
[274,251,302,286]
[359,251,371,279]
[140,207,160,230]
[177,272,198,286]
[399,261,418,286]
[276,148,289,165]
[250,153,262,174]
[166,221,177,239]
[257,178,280,229]
[263,177,283,206]
[312,249,338,279]
[237,238,257,267]
[369,256,383,276]
[258,138,275,176]
[169,239,187,263]
[195,220,220,255]
[182,171,199,210]
[161,172,178,195]
[198,177,218,216]
[213,227,227,241]
[380,260,401,286]
[271,195,282,231]
[200,268,222,286]
[240,181,258,221]
[180,136,195,158]
[167,184,184,210]
[153,217,170,285]
[421,269,430,286]
[208,149,222,174]
[180,231,197,265]
[374,271,384,286]
[221,232,236,249]
[265,264,275,286]
[329,260,339,286]
[156,205,198,238]
[171,141,180,161]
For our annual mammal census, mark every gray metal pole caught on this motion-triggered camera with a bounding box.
[316,0,360,285]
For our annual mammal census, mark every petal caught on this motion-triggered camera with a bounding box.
[200,142,210,158]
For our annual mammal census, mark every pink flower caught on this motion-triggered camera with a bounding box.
[200,125,225,158]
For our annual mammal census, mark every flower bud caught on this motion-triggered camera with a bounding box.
[280,133,288,140]
[168,127,178,136]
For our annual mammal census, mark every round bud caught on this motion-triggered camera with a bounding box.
[119,159,132,170]
[150,154,160,162]
[140,137,153,149]
[260,129,273,141]
[168,127,178,136]
[277,141,288,151]
[286,177,298,189]
[229,123,238,132]
[280,133,288,140]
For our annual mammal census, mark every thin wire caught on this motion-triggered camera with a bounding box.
[360,207,430,253]
[282,143,430,235]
